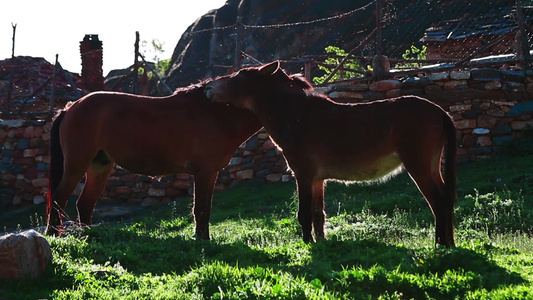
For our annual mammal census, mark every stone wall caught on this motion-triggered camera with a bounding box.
[0,120,292,207]
[316,67,533,162]
[1,66,532,207]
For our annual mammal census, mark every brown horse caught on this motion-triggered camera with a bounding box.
[45,83,262,238]
[206,61,458,247]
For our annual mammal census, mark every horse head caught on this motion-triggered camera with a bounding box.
[205,61,312,110]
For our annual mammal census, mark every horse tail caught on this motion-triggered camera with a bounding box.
[443,111,457,204]
[46,110,66,216]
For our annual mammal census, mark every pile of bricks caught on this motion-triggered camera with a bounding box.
[0,56,83,114]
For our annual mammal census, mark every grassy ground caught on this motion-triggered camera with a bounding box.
[1,139,532,299]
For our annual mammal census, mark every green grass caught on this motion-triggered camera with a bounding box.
[1,140,532,299]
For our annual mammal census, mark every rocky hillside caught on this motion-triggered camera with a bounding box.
[164,0,377,89]
[163,0,514,90]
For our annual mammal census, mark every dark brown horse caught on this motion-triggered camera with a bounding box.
[45,83,262,238]
[206,61,458,247]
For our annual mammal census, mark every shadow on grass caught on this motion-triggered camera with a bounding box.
[306,238,525,299]
[80,225,272,276]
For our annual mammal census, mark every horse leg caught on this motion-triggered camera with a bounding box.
[77,162,115,225]
[402,155,455,247]
[192,171,218,240]
[312,179,326,240]
[46,169,86,235]
[296,178,314,242]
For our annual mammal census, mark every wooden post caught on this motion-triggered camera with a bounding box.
[234,16,243,71]
[133,31,140,94]
[49,54,59,116]
[516,0,530,69]
[304,61,312,82]
[5,23,17,113]
[11,23,16,58]
[373,0,384,80]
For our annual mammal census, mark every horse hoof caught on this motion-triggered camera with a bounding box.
[194,232,210,240]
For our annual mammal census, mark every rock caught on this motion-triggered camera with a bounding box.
[455,119,476,129]
[506,101,533,117]
[266,173,282,182]
[115,186,132,194]
[507,82,525,92]
[473,128,490,135]
[477,136,492,147]
[141,198,160,207]
[501,69,524,81]
[0,230,52,279]
[148,188,165,197]
[527,83,533,95]
[257,132,270,140]
[12,196,22,205]
[477,115,498,128]
[443,80,468,89]
[369,79,401,92]
[492,124,512,136]
[0,120,24,128]
[485,81,502,90]
[486,109,505,117]
[449,104,472,112]
[31,178,49,188]
[17,139,30,150]
[282,174,293,182]
[33,195,45,205]
[462,135,476,148]
[229,157,243,166]
[385,88,402,98]
[236,169,254,180]
[471,68,501,81]
[493,136,514,145]
[328,91,363,99]
[244,136,259,151]
[263,139,277,150]
[511,120,533,130]
[331,83,369,91]
[23,149,37,158]
[401,77,428,89]
[450,70,471,80]
[426,72,449,81]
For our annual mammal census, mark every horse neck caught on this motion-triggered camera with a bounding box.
[253,91,307,146]
[227,108,263,139]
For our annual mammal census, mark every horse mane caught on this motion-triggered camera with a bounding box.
[289,73,314,91]
[173,79,212,95]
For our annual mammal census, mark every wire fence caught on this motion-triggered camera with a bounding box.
[1,0,532,116]
[181,0,532,85]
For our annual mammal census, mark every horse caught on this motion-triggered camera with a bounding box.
[45,82,262,239]
[205,61,458,247]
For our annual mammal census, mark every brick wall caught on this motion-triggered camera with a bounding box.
[1,66,532,207]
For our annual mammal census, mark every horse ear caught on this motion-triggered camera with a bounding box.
[259,61,280,75]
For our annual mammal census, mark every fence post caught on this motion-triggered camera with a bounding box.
[49,54,59,116]
[133,31,140,94]
[304,61,312,82]
[516,0,530,69]
[11,23,16,58]
[5,23,17,113]
[234,16,243,71]
[373,0,384,80]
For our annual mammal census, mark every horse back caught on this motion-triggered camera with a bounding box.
[59,91,261,175]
